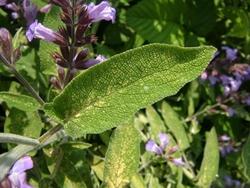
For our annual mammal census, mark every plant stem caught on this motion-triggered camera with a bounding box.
[0,54,45,105]
[184,98,233,122]
[38,124,63,144]
[64,0,77,86]
[0,133,39,146]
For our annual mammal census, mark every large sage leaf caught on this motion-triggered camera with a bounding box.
[197,127,219,187]
[103,123,141,188]
[45,44,216,137]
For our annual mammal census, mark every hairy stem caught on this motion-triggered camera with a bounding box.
[0,54,45,105]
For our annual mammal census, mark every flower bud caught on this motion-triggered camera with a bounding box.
[0,28,13,63]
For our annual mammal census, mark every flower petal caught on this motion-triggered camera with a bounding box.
[9,156,33,174]
[145,140,163,155]
[158,133,169,149]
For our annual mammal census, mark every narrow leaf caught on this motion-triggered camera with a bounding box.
[197,127,219,187]
[242,134,250,180]
[103,122,141,188]
[161,101,190,150]
[0,92,40,111]
[146,105,166,139]
[46,44,216,137]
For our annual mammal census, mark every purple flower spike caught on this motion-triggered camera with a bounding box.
[8,156,33,188]
[0,0,6,6]
[23,0,38,26]
[26,20,65,45]
[158,133,169,149]
[87,1,116,23]
[171,157,185,166]
[145,140,163,155]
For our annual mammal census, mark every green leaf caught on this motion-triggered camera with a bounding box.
[197,127,219,187]
[0,92,40,112]
[44,143,91,188]
[242,134,250,180]
[126,0,185,45]
[39,6,62,75]
[46,44,216,137]
[146,105,166,139]
[4,108,43,139]
[103,123,141,188]
[161,101,190,150]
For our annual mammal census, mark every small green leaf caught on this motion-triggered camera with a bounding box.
[242,134,250,180]
[161,101,190,150]
[45,44,215,137]
[131,174,146,188]
[103,122,141,188]
[4,109,43,139]
[146,105,166,139]
[0,92,40,111]
[197,127,219,187]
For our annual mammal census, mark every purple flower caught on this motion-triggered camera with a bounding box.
[208,76,219,85]
[145,133,185,166]
[0,0,6,6]
[23,0,38,26]
[221,46,238,61]
[26,20,65,45]
[224,176,242,188]
[11,12,20,19]
[145,140,163,155]
[227,107,236,117]
[200,72,208,80]
[219,135,238,157]
[158,133,169,149]
[8,156,33,188]
[87,1,116,23]
[219,135,231,142]
[96,55,107,63]
[5,3,19,11]
[171,157,185,166]
[242,96,250,106]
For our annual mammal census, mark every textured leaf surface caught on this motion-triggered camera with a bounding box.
[0,92,40,112]
[46,44,216,137]
[103,123,141,188]
[197,127,219,187]
[242,134,250,180]
[39,6,61,75]
[161,101,190,150]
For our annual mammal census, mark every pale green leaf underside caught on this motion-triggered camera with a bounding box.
[45,44,216,137]
[197,127,219,187]
[0,92,40,112]
[103,123,140,188]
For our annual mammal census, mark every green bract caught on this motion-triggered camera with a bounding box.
[45,44,216,138]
